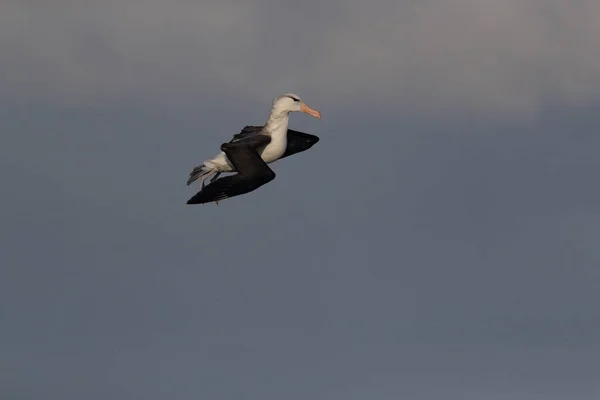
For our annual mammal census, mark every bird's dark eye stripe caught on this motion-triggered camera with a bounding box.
[287,96,300,102]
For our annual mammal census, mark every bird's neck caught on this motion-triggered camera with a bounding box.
[264,111,289,137]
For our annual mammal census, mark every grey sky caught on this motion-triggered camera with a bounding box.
[1,1,600,399]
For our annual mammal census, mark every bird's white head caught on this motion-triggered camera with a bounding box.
[270,93,322,119]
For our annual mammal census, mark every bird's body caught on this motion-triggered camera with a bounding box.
[186,93,321,204]
[200,119,288,175]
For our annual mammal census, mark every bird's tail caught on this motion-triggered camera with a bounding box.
[186,163,216,186]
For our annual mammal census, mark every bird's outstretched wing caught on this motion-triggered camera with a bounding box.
[280,129,320,160]
[229,125,263,144]
[186,135,275,205]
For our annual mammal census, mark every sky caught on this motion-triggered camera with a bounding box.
[1,1,600,399]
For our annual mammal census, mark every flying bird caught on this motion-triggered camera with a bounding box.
[186,93,321,205]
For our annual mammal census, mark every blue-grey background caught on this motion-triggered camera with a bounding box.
[1,1,600,399]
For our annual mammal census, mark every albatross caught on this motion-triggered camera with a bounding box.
[186,93,321,205]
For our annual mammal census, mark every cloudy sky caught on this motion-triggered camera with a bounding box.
[2,1,600,399]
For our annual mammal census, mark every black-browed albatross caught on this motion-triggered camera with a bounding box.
[186,93,321,205]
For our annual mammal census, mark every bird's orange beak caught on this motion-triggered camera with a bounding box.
[301,102,322,119]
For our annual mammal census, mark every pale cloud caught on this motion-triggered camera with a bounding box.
[313,0,600,116]
[2,0,600,117]
[0,1,262,105]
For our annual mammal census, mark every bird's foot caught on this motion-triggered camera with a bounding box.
[210,172,222,183]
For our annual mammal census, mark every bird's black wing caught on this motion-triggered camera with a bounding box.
[186,135,276,205]
[279,129,320,160]
[229,125,263,144]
